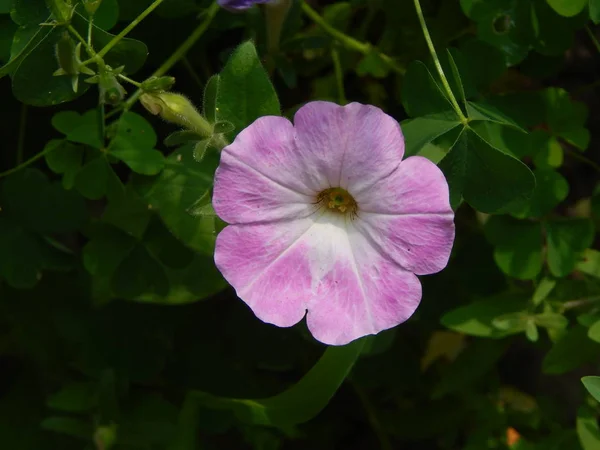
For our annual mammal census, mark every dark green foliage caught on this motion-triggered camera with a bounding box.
[1,1,600,449]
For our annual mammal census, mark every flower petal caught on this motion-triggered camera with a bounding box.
[305,217,422,346]
[293,101,405,193]
[215,217,315,328]
[215,211,422,346]
[213,116,316,224]
[354,156,455,275]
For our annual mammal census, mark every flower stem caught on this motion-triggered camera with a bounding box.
[96,0,167,59]
[331,47,346,104]
[118,74,142,87]
[586,25,600,54]
[301,1,405,75]
[119,2,220,113]
[0,145,50,179]
[413,0,467,124]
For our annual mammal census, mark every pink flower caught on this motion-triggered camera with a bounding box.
[213,101,455,345]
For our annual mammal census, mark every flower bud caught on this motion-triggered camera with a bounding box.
[47,0,76,23]
[97,70,126,105]
[141,76,176,93]
[82,0,103,15]
[54,32,94,92]
[140,92,211,137]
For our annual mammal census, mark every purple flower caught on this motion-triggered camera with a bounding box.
[212,101,455,346]
[218,0,272,11]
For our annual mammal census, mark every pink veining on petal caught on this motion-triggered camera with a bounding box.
[294,102,405,192]
[353,156,455,275]
[212,101,455,345]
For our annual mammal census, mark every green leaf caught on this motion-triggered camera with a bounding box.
[577,405,600,450]
[592,0,600,23]
[144,145,218,255]
[64,109,103,149]
[71,12,148,74]
[543,325,600,374]
[588,320,600,343]
[401,112,462,157]
[40,416,92,440]
[525,320,539,342]
[2,169,86,233]
[546,218,595,277]
[576,249,600,278]
[534,313,568,330]
[582,376,600,402]
[356,49,390,78]
[533,277,557,305]
[83,225,136,280]
[466,101,524,130]
[44,139,84,189]
[508,169,569,219]
[459,39,506,88]
[402,61,454,117]
[111,245,170,300]
[485,216,542,280]
[190,339,365,427]
[440,293,529,338]
[11,27,89,106]
[439,129,535,213]
[81,0,119,30]
[202,74,220,123]
[216,41,280,138]
[0,24,52,78]
[47,383,97,413]
[213,120,235,135]
[102,186,152,239]
[532,132,564,168]
[74,157,123,200]
[110,147,165,175]
[546,0,587,17]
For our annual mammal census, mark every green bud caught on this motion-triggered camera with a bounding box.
[82,0,103,15]
[98,70,126,105]
[140,92,211,137]
[54,33,94,92]
[46,0,75,23]
[141,76,176,93]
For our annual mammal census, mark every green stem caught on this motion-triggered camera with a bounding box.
[16,104,27,165]
[118,74,142,87]
[586,25,600,54]
[120,2,220,113]
[413,0,467,124]
[301,1,405,75]
[0,145,50,179]
[87,15,94,48]
[68,24,94,54]
[96,0,167,59]
[562,296,600,312]
[331,47,346,104]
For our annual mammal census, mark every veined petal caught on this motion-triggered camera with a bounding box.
[213,116,317,224]
[305,217,422,346]
[215,211,422,345]
[294,101,405,193]
[354,156,455,275]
